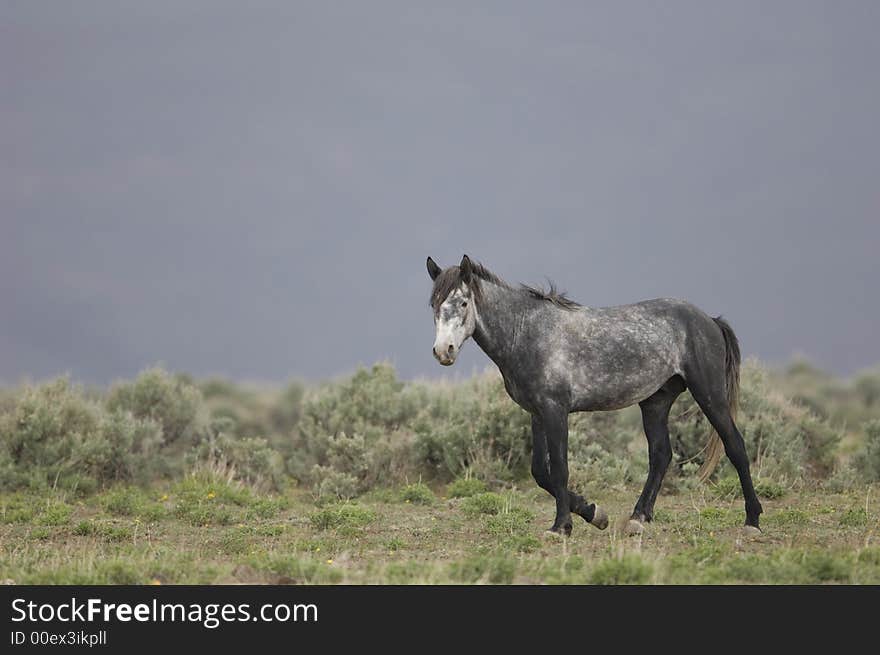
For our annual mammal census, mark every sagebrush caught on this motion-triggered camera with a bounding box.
[1,360,878,496]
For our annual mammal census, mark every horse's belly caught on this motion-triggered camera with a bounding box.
[567,359,679,411]
[570,379,668,411]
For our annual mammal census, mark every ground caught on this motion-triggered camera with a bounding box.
[1,478,878,584]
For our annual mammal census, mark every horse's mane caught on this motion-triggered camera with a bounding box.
[430,261,580,310]
[520,282,581,309]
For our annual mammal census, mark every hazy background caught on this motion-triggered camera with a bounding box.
[2,1,878,385]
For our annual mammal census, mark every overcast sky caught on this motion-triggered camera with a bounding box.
[2,1,878,385]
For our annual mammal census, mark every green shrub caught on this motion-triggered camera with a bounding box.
[772,361,880,431]
[484,508,534,536]
[384,561,435,584]
[772,509,810,526]
[174,470,253,506]
[857,548,880,566]
[173,503,235,527]
[414,373,531,482]
[298,364,418,445]
[13,558,145,585]
[0,378,167,490]
[589,555,653,585]
[449,555,517,584]
[754,479,787,499]
[100,488,165,522]
[854,420,880,482]
[839,507,869,527]
[311,465,359,501]
[461,492,506,517]
[712,476,788,500]
[568,410,638,459]
[668,363,841,484]
[446,477,488,498]
[289,364,420,494]
[140,503,167,522]
[269,381,305,435]
[0,494,37,524]
[308,504,376,531]
[822,465,861,492]
[500,534,541,553]
[100,523,133,542]
[799,551,851,582]
[73,520,97,536]
[106,368,205,449]
[218,527,254,555]
[0,358,860,497]
[246,554,343,584]
[103,487,143,516]
[170,472,250,526]
[245,498,286,520]
[38,500,72,526]
[200,378,284,444]
[567,443,633,492]
[400,482,435,505]
[193,432,286,492]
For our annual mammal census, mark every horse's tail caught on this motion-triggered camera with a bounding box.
[696,316,741,483]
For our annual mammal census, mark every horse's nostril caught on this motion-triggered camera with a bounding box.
[447,344,455,354]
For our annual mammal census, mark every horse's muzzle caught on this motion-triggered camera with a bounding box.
[433,344,456,366]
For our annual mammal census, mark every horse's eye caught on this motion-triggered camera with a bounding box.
[461,301,468,308]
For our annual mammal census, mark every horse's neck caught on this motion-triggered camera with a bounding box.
[473,282,526,372]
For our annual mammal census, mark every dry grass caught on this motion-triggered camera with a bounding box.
[2,480,878,585]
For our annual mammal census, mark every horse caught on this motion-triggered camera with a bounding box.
[426,254,763,537]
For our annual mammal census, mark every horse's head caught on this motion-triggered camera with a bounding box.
[426,254,478,366]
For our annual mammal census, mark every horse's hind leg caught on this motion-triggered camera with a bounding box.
[631,377,685,525]
[686,371,763,529]
[531,412,607,536]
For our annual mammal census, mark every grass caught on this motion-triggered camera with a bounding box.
[1,482,878,584]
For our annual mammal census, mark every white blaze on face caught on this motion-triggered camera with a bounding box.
[433,285,476,366]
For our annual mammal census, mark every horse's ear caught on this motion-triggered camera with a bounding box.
[427,257,442,281]
[459,254,473,283]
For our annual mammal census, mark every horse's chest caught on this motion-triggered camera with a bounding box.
[501,373,537,412]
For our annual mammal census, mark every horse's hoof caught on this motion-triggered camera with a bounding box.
[544,529,567,540]
[590,507,609,530]
[545,521,572,538]
[740,525,762,538]
[624,519,645,536]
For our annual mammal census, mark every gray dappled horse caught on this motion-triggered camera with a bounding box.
[427,255,762,537]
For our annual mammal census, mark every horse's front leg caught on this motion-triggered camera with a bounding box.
[538,408,574,536]
[542,408,573,536]
[532,412,608,536]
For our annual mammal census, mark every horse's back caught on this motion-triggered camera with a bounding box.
[543,297,717,411]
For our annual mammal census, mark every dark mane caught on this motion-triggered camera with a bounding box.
[521,282,581,309]
[430,260,580,310]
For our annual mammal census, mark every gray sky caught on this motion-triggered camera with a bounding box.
[2,1,879,385]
